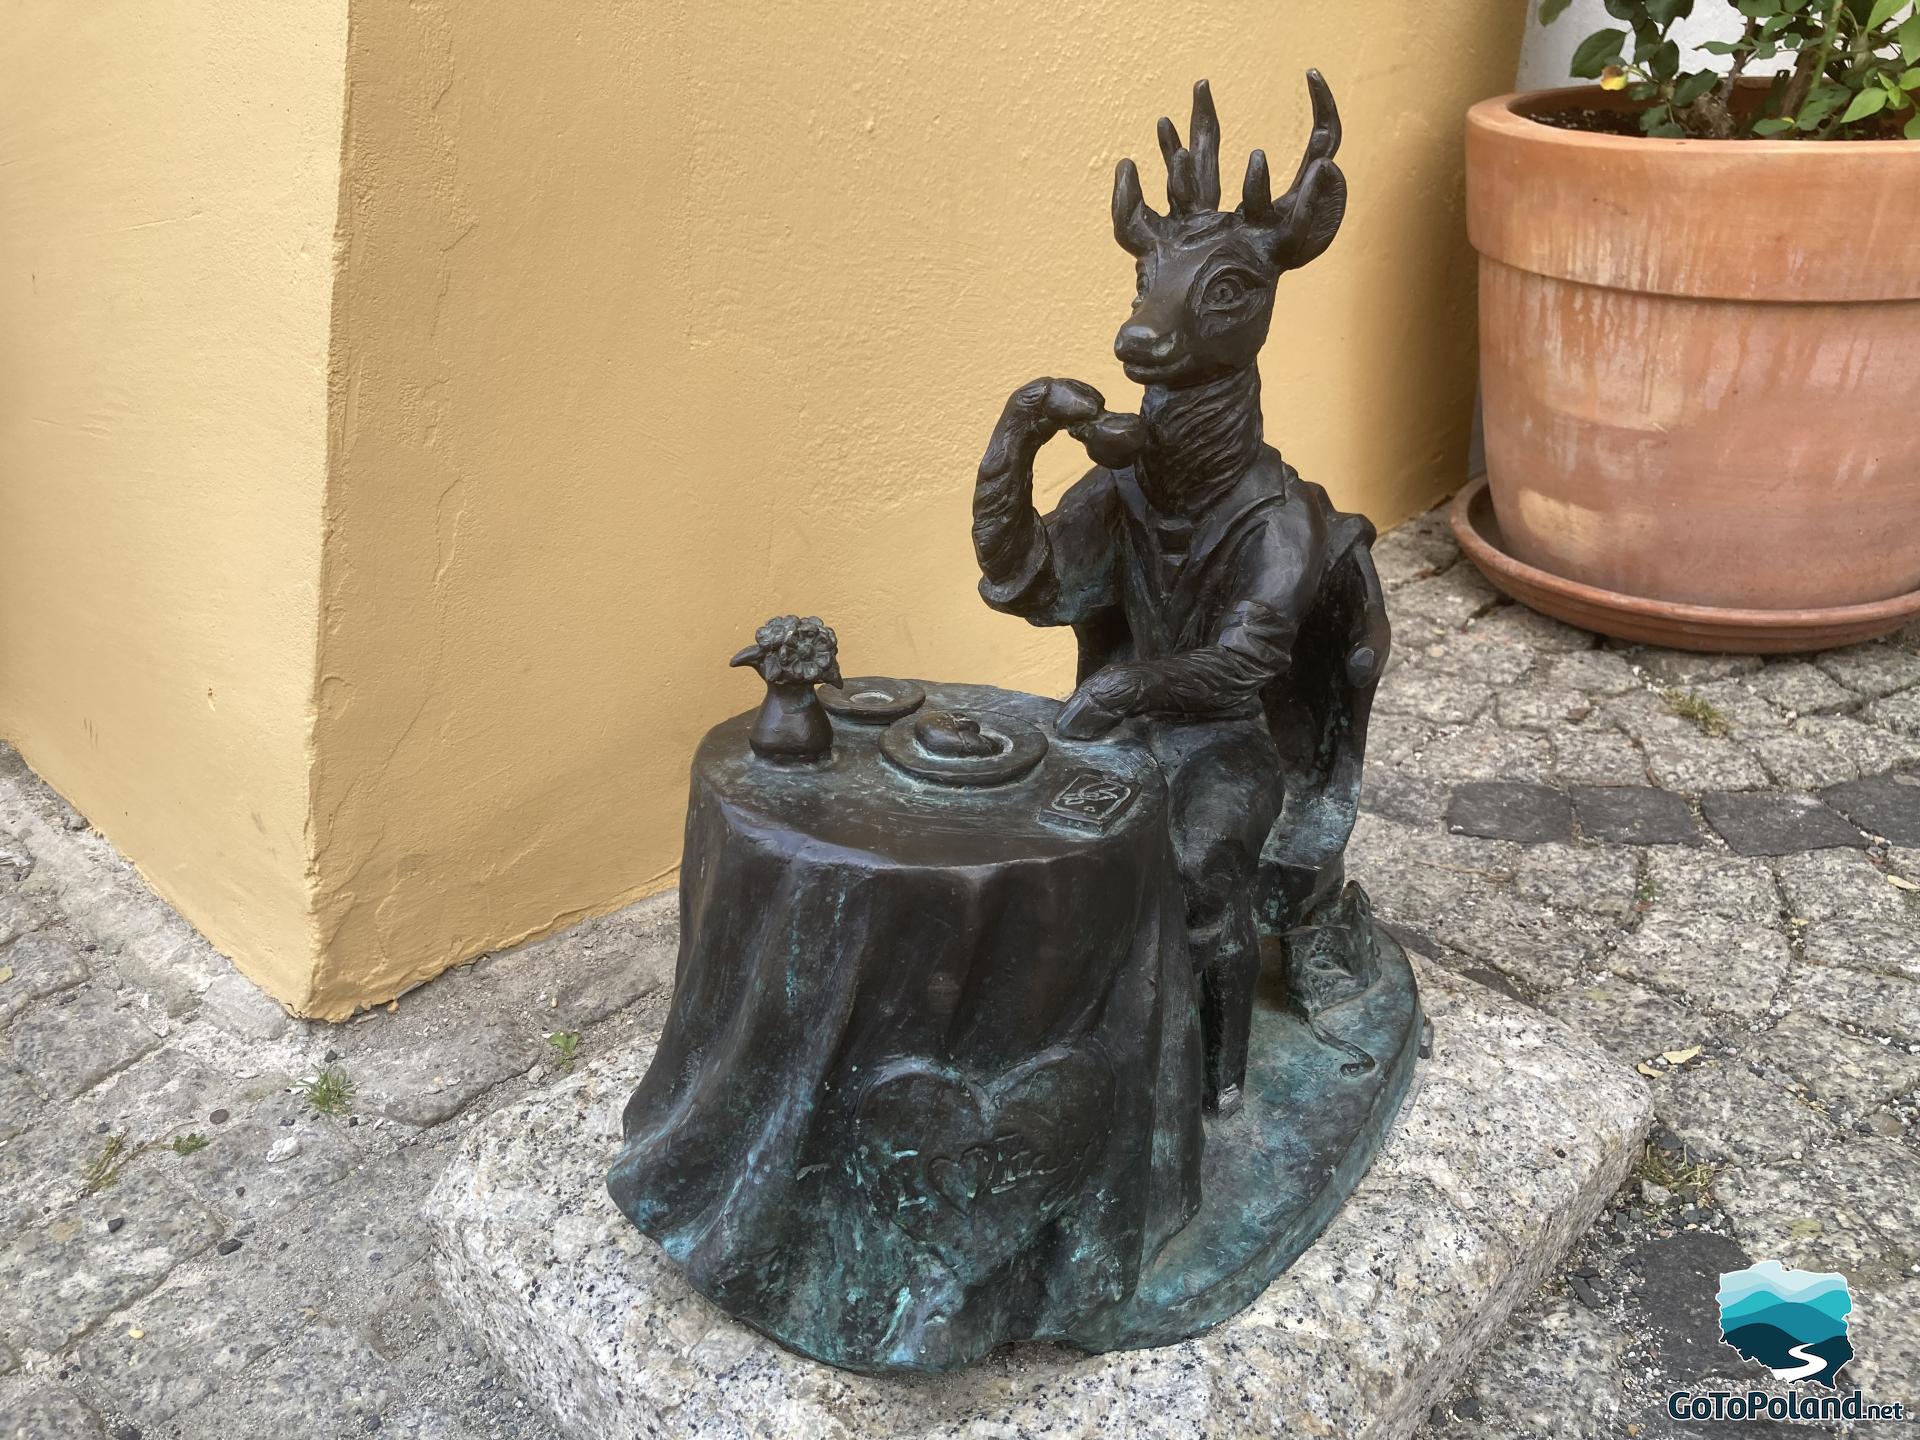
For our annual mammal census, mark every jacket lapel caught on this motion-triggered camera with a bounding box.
[1164,463,1287,644]
[1113,458,1292,655]
[1110,469,1176,658]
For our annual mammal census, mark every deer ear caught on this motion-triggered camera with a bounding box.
[1111,158,1161,256]
[1266,70,1347,272]
[1275,155,1346,271]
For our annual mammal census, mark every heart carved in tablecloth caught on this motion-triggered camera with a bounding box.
[855,1044,1114,1284]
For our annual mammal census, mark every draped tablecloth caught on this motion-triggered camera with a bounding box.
[606,682,1203,1373]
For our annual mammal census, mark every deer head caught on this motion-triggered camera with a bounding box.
[1111,74,1346,390]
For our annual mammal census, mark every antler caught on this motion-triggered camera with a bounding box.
[1246,70,1347,271]
[1188,81,1222,211]
[1153,80,1221,217]
[1113,72,1346,270]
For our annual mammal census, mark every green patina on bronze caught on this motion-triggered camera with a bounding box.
[608,73,1422,1374]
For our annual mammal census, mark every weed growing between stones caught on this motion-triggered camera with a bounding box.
[1635,1143,1722,1209]
[80,1125,206,1195]
[79,1131,137,1196]
[1663,689,1730,738]
[304,1067,356,1117]
[547,1031,583,1073]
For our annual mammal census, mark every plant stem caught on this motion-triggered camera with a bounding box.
[1782,0,1845,131]
[1706,17,1760,138]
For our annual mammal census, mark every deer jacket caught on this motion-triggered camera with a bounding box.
[977,445,1372,726]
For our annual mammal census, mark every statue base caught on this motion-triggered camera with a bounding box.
[1081,923,1421,1352]
[428,943,1650,1440]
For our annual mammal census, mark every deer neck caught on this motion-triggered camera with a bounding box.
[1136,365,1264,516]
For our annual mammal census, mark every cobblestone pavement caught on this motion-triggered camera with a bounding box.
[3,503,1918,1438]
[0,747,676,1438]
[1364,509,1920,1440]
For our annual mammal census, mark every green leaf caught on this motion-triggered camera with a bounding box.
[1646,119,1688,136]
[1647,0,1695,23]
[1797,84,1848,127]
[1866,0,1906,29]
[1900,64,1920,86]
[1649,39,1682,78]
[1603,0,1641,17]
[1842,87,1890,120]
[1700,38,1743,52]
[1751,115,1798,132]
[1540,0,1576,22]
[1571,27,1631,77]
[1736,0,1781,15]
[1809,79,1852,107]
[1673,70,1722,104]
[1900,13,1920,60]
[1907,109,1920,135]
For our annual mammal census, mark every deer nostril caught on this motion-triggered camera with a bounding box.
[1115,324,1176,364]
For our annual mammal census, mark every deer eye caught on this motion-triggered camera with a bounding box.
[1204,275,1248,309]
[1133,270,1148,306]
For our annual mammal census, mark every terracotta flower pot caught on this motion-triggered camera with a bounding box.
[1466,87,1920,636]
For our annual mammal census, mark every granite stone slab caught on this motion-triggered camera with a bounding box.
[1444,781,1572,844]
[1698,790,1866,857]
[428,960,1650,1440]
[1548,725,1652,790]
[1821,769,1920,848]
[6,981,164,1099]
[1569,785,1702,848]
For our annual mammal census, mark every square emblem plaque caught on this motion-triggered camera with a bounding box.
[1043,770,1140,830]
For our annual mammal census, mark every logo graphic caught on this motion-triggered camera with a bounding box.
[1717,1260,1854,1389]
[1043,771,1139,829]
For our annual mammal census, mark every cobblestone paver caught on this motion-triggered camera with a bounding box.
[2,502,1918,1436]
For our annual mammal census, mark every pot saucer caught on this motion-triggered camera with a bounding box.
[1451,474,1920,655]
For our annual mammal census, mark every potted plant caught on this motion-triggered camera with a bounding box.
[1457,0,1920,651]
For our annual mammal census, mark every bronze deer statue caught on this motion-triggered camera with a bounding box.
[972,74,1391,1115]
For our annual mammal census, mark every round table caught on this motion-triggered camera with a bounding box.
[606,682,1205,1373]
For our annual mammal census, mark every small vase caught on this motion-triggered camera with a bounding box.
[749,680,833,763]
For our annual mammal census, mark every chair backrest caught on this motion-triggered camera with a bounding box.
[1253,509,1389,937]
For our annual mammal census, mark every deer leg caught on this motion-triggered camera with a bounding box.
[1160,721,1284,1117]
[1194,903,1261,1116]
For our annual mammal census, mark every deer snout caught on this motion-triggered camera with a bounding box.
[1114,321,1179,369]
[1113,322,1167,368]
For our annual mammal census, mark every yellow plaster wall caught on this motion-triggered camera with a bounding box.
[311,0,1524,1016]
[0,2,348,1000]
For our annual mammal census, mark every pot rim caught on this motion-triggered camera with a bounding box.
[1469,84,1920,154]
[1467,84,1920,300]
